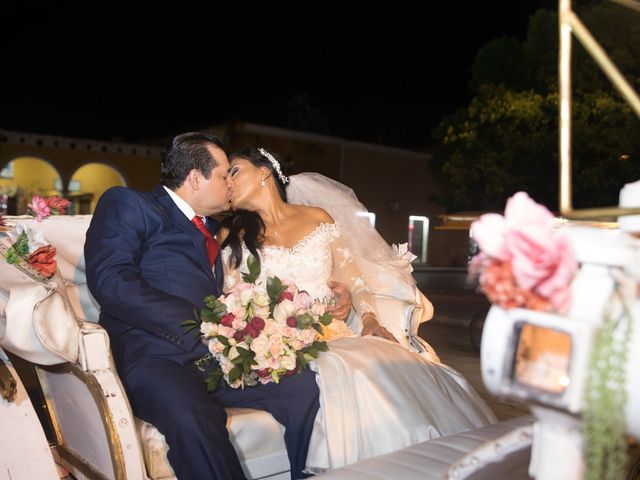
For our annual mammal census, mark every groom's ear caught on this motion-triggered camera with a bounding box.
[187,169,201,190]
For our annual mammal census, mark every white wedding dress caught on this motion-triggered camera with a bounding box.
[221,221,497,473]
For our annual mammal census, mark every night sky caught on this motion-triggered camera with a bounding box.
[3,1,558,149]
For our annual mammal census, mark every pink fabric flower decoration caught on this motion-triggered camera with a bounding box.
[470,192,577,314]
[28,195,51,222]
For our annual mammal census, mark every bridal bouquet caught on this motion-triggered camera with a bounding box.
[183,255,333,391]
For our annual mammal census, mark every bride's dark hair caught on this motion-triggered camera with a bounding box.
[220,147,288,269]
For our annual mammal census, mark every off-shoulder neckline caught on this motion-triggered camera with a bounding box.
[262,221,338,253]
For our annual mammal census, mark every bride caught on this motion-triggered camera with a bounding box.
[218,146,497,473]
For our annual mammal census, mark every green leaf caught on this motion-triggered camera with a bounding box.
[242,254,261,283]
[228,366,241,383]
[296,351,309,370]
[180,319,201,336]
[296,312,314,328]
[267,276,287,303]
[198,308,214,323]
[217,335,229,346]
[12,232,30,259]
[5,246,22,265]
[236,346,254,357]
[203,295,220,308]
[242,359,252,375]
[204,370,223,392]
[319,312,333,326]
[314,340,329,352]
[312,323,324,334]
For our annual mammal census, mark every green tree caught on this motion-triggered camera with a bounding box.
[431,1,640,212]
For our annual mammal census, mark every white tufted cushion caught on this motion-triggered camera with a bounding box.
[317,415,534,479]
[4,215,291,479]
[137,407,288,479]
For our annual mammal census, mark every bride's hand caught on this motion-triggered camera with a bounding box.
[361,314,397,343]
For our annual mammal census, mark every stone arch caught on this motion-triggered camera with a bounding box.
[0,155,63,215]
[68,162,127,214]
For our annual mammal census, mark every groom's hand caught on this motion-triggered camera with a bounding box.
[327,280,352,322]
[361,314,398,343]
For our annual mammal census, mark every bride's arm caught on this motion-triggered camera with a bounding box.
[329,224,397,343]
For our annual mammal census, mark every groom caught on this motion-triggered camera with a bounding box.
[85,132,348,479]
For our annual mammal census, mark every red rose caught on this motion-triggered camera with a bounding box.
[279,292,294,303]
[233,330,246,341]
[256,368,270,378]
[245,325,258,338]
[285,369,297,377]
[286,316,298,328]
[45,196,71,214]
[28,245,57,278]
[220,313,235,327]
[250,317,265,331]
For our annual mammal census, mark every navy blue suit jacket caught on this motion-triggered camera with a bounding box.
[85,185,224,371]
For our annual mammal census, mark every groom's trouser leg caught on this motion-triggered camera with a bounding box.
[216,369,320,480]
[124,358,246,480]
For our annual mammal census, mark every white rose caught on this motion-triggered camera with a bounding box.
[253,285,268,297]
[250,335,270,358]
[254,305,270,319]
[208,339,225,354]
[240,288,254,306]
[228,346,240,361]
[201,322,218,337]
[252,293,270,308]
[273,299,297,324]
[224,294,242,313]
[280,350,297,370]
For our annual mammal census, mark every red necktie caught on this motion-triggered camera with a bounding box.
[191,216,219,267]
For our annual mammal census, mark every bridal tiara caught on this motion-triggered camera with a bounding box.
[259,147,289,184]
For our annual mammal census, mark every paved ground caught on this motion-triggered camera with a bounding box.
[417,288,531,422]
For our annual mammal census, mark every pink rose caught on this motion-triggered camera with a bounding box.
[28,195,51,222]
[294,291,311,310]
[471,213,508,260]
[279,291,294,303]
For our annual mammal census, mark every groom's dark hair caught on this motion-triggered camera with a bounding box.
[161,132,225,190]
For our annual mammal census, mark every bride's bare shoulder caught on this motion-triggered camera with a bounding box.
[293,205,335,225]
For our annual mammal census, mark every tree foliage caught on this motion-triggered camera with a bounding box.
[431,2,640,212]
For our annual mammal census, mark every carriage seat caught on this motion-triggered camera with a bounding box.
[0,215,289,480]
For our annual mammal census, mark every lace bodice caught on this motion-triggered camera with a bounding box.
[222,221,377,318]
[222,223,341,301]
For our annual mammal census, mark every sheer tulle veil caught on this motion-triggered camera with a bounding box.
[286,172,418,304]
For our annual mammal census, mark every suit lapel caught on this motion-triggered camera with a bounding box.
[151,185,216,287]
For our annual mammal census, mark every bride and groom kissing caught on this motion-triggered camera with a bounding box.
[84,132,496,480]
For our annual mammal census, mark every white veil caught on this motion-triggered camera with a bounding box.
[286,172,417,304]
